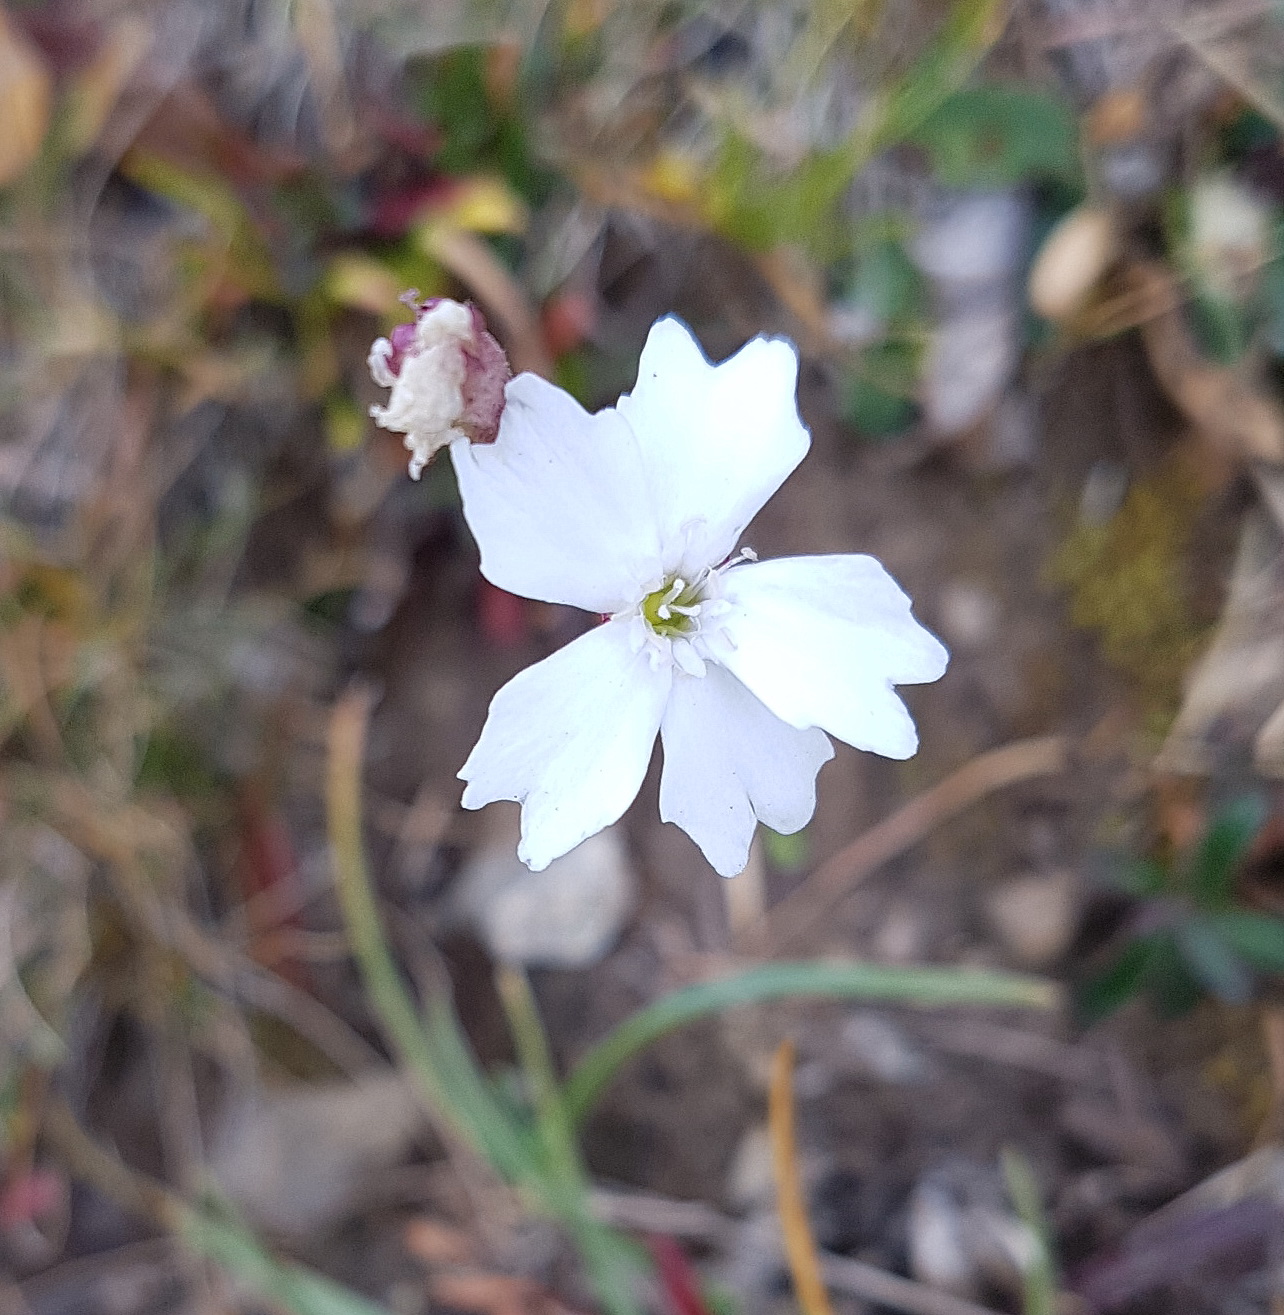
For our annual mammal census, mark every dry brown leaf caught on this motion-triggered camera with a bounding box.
[429,1272,541,1315]
[403,1216,478,1267]
[0,9,52,187]
[1156,484,1284,779]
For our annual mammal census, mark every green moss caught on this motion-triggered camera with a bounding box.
[1049,460,1207,722]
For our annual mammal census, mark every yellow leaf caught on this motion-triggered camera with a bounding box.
[324,253,405,314]
[435,175,528,236]
[0,10,52,186]
[639,151,701,206]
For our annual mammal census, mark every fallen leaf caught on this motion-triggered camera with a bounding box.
[0,10,52,186]
[404,1217,478,1267]
[1129,261,1284,468]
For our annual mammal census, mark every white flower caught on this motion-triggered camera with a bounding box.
[450,317,948,877]
[369,297,509,479]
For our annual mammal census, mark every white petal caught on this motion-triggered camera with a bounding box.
[616,318,810,576]
[451,374,663,612]
[719,555,948,759]
[659,665,833,877]
[368,338,397,388]
[459,619,670,870]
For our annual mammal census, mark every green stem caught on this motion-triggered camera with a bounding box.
[326,685,535,1181]
[564,960,1058,1126]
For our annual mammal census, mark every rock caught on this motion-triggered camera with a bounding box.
[908,1160,1034,1301]
[872,901,928,963]
[911,190,1032,437]
[910,191,1032,296]
[984,869,1083,968]
[210,1073,422,1236]
[921,306,1021,435]
[839,1013,932,1085]
[453,818,636,968]
[938,580,1001,652]
[727,1123,775,1212]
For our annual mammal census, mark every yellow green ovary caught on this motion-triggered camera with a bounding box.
[640,576,702,638]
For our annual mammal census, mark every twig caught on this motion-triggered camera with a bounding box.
[739,736,1070,955]
[768,1040,833,1315]
[42,1101,179,1230]
[822,1253,1003,1315]
[914,1018,1105,1086]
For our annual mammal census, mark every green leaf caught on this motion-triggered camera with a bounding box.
[1111,857,1169,898]
[909,84,1080,188]
[563,960,1056,1125]
[1176,920,1254,1004]
[1187,796,1265,909]
[1261,247,1284,356]
[1188,291,1250,365]
[1209,910,1284,974]
[763,826,810,874]
[840,337,922,438]
[840,374,919,439]
[1077,936,1159,1024]
[846,238,924,324]
[1146,933,1206,1018]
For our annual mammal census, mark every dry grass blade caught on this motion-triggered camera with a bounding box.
[768,1040,833,1315]
[740,736,1069,955]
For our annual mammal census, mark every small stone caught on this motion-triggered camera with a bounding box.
[984,869,1082,968]
[909,1160,1034,1301]
[454,822,636,968]
[727,1123,775,1211]
[872,902,927,963]
[211,1074,421,1236]
[910,191,1032,293]
[921,307,1021,435]
[938,580,1001,652]
[840,1013,932,1085]
[1027,205,1116,322]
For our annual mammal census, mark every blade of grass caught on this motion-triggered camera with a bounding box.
[495,966,645,1315]
[326,683,536,1183]
[182,1209,394,1315]
[564,960,1057,1126]
[1000,1148,1057,1315]
[769,1040,834,1315]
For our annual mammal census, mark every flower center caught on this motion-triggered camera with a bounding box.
[640,575,704,638]
[621,547,755,677]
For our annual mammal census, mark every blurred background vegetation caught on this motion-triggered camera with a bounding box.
[5,1,1284,1314]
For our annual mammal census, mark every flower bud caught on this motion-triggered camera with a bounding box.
[368,297,510,479]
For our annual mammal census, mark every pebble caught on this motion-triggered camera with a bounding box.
[908,1160,1034,1301]
[984,869,1083,968]
[840,1013,932,1085]
[921,307,1021,435]
[452,822,636,968]
[938,580,1001,651]
[910,191,1032,294]
[211,1074,421,1236]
